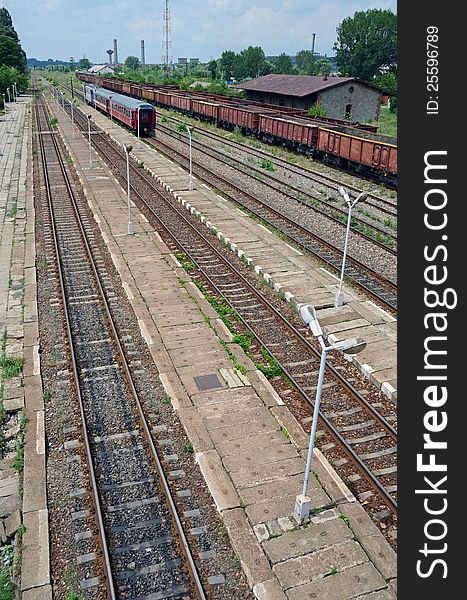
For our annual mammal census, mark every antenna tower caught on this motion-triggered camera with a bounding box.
[162,0,172,73]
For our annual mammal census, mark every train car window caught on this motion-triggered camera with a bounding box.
[345,104,352,119]
[348,86,354,93]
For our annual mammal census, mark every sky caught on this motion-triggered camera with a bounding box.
[3,0,397,64]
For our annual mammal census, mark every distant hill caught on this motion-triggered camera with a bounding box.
[27,57,72,68]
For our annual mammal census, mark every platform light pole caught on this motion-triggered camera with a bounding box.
[137,106,141,146]
[60,90,65,111]
[1,93,6,115]
[334,187,368,307]
[123,143,134,234]
[293,303,366,523]
[13,83,17,101]
[6,87,11,103]
[87,114,93,167]
[70,99,75,137]
[109,95,113,130]
[187,125,193,190]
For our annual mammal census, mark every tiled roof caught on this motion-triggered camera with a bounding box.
[234,74,358,97]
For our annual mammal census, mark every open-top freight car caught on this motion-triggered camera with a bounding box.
[76,72,396,183]
[316,127,397,183]
[258,113,396,181]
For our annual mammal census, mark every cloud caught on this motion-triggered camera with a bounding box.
[3,0,397,62]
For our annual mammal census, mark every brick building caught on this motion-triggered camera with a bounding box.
[234,74,384,122]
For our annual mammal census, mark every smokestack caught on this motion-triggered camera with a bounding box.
[141,40,145,66]
[311,33,316,56]
[113,38,118,64]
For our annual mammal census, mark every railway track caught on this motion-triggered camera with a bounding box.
[57,97,398,528]
[47,76,397,312]
[160,114,398,220]
[145,133,398,312]
[34,93,207,599]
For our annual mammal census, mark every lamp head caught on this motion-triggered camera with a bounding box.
[331,337,366,355]
[297,303,322,337]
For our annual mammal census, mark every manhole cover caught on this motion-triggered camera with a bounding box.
[193,374,223,391]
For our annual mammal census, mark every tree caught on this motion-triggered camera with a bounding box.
[374,71,397,113]
[271,53,294,74]
[78,58,91,70]
[0,35,26,72]
[207,59,218,80]
[240,46,268,78]
[220,50,236,80]
[313,58,332,76]
[333,9,397,83]
[0,8,27,73]
[295,50,315,75]
[125,56,140,71]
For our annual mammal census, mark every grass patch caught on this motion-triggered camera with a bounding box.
[181,440,193,453]
[13,411,28,475]
[0,355,23,380]
[256,347,282,379]
[260,159,275,171]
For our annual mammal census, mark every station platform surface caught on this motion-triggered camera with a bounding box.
[75,99,397,401]
[46,93,397,598]
[1,98,51,598]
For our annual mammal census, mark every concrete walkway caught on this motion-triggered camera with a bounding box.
[74,100,397,401]
[1,97,50,598]
[46,91,397,598]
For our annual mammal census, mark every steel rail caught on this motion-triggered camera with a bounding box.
[159,118,398,228]
[145,134,398,311]
[36,93,207,599]
[161,113,398,215]
[80,121,397,513]
[34,97,118,600]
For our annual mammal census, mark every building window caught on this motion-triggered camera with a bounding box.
[348,86,354,93]
[345,104,352,119]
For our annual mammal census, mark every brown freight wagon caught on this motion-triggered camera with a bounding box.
[169,94,192,113]
[317,127,397,181]
[154,91,172,107]
[191,99,220,122]
[258,114,318,152]
[218,105,275,133]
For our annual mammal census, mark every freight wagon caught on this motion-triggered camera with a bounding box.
[316,127,397,183]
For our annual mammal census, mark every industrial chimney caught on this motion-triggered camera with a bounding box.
[113,38,118,65]
[141,40,146,66]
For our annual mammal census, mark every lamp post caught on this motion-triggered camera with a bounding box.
[70,99,75,138]
[137,106,141,146]
[293,303,366,523]
[60,90,65,111]
[123,143,134,234]
[13,83,17,101]
[1,93,6,115]
[82,84,86,103]
[87,114,92,167]
[334,187,368,307]
[108,95,113,130]
[6,87,11,103]
[187,125,193,190]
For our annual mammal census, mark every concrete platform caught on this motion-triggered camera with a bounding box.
[46,91,397,598]
[1,97,50,595]
[71,99,397,401]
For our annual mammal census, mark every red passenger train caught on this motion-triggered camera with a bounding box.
[84,84,156,135]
